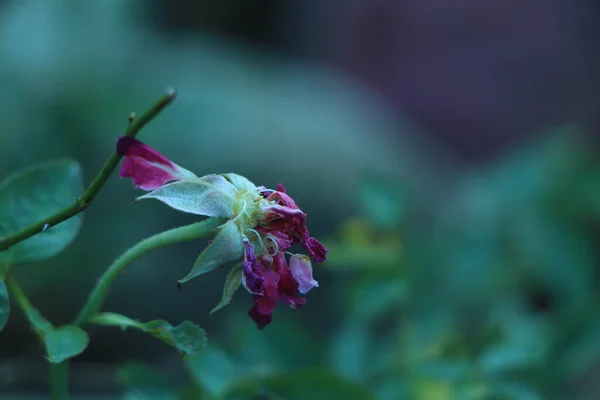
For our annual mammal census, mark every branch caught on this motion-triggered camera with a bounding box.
[73,218,221,326]
[0,88,177,252]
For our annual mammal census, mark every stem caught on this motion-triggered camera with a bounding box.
[50,362,69,400]
[0,89,177,252]
[6,275,69,399]
[5,274,42,328]
[74,218,221,325]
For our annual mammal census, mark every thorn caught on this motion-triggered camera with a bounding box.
[177,282,183,290]
[42,223,50,232]
[164,87,177,100]
[128,112,136,124]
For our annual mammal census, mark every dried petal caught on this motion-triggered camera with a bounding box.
[274,253,307,309]
[301,236,328,263]
[248,305,272,330]
[241,239,264,295]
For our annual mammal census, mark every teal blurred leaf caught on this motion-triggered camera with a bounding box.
[329,319,370,381]
[185,344,238,397]
[350,274,408,321]
[210,263,242,314]
[359,175,405,230]
[225,369,376,400]
[44,325,89,363]
[0,159,83,263]
[118,362,177,400]
[479,314,549,375]
[90,312,207,358]
[488,381,543,400]
[0,278,8,331]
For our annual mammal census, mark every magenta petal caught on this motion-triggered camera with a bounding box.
[116,136,195,191]
[248,305,272,329]
[274,253,307,309]
[117,137,178,166]
[119,157,179,191]
[301,236,328,263]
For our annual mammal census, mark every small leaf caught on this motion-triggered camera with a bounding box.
[0,159,84,263]
[90,313,207,358]
[137,175,236,218]
[0,278,9,332]
[145,320,207,358]
[179,221,243,283]
[44,325,89,363]
[88,312,145,330]
[210,264,243,314]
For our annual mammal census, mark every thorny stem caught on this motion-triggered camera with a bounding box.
[0,89,178,400]
[73,218,221,326]
[0,88,177,252]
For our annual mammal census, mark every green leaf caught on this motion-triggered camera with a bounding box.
[0,278,9,332]
[210,263,243,314]
[359,174,405,230]
[185,344,238,397]
[145,320,207,358]
[0,159,84,263]
[179,221,243,283]
[44,325,89,363]
[329,320,370,382]
[225,369,376,400]
[88,311,145,330]
[90,313,207,358]
[137,174,236,218]
[117,362,176,400]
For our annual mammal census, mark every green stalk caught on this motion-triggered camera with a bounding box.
[0,89,177,252]
[74,218,220,326]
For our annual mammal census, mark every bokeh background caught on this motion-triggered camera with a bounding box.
[1,0,600,398]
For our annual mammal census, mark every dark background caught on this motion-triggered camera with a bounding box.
[1,1,600,398]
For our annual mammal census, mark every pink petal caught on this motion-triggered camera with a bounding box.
[116,137,196,190]
[289,254,319,294]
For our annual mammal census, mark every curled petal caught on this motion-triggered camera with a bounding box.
[301,236,328,263]
[260,204,308,238]
[253,267,280,315]
[117,137,196,190]
[257,228,293,252]
[274,253,307,309]
[242,239,264,295]
[248,305,272,329]
[289,254,319,294]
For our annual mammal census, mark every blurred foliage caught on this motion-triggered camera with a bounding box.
[1,2,600,400]
[111,128,600,400]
